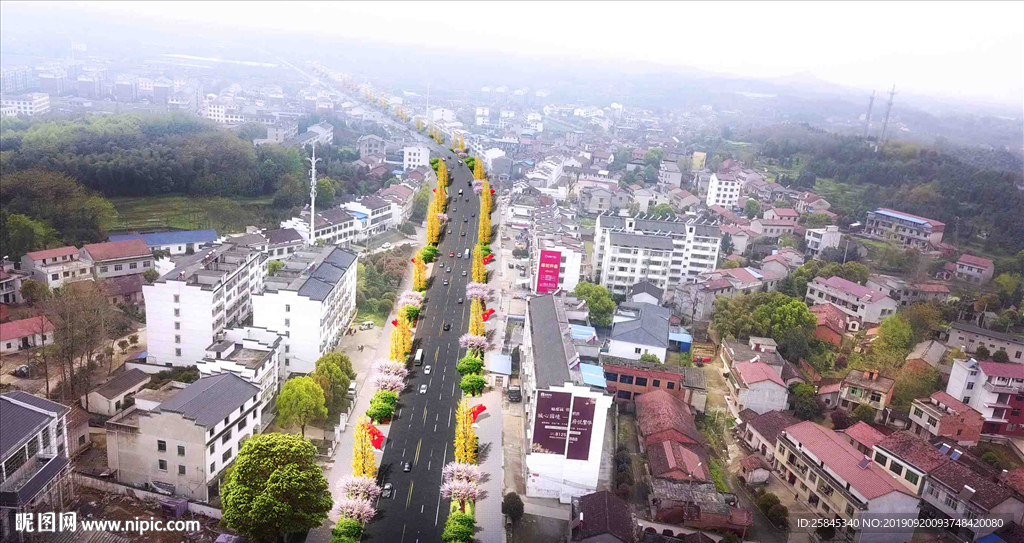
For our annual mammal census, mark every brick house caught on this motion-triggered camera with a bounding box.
[909,391,984,446]
[810,303,849,346]
[634,389,702,448]
[955,254,995,284]
[839,369,895,422]
[602,357,707,412]
[738,409,799,460]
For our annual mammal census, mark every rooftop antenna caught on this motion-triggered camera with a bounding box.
[305,144,321,247]
[878,85,897,146]
[862,90,875,139]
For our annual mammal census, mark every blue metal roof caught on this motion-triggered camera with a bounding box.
[569,325,597,341]
[579,364,606,388]
[348,210,368,219]
[874,209,930,226]
[487,353,512,375]
[977,535,1005,543]
[109,229,219,247]
[669,332,692,344]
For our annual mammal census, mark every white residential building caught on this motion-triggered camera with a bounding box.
[252,246,357,376]
[805,225,842,258]
[195,326,283,424]
[482,147,506,173]
[946,358,1024,436]
[946,322,1024,362]
[529,205,584,294]
[805,276,898,330]
[658,162,683,187]
[403,144,430,171]
[342,195,395,241]
[593,214,721,295]
[144,243,266,366]
[607,302,671,363]
[81,239,153,280]
[525,157,567,188]
[705,172,740,207]
[281,207,358,246]
[0,93,50,116]
[105,373,261,502]
[20,246,93,289]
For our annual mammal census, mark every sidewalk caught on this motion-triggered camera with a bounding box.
[307,228,424,543]
[472,388,505,543]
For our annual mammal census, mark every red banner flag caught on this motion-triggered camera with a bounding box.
[469,404,487,422]
[483,308,495,317]
[483,255,494,264]
[371,433,384,450]
[391,319,398,326]
[410,258,416,263]
[482,313,491,322]
[490,189,495,193]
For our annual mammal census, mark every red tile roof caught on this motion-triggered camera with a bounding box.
[817,382,841,395]
[929,391,973,416]
[930,460,1013,511]
[958,254,994,269]
[841,421,886,450]
[979,360,1024,380]
[732,361,786,388]
[770,208,799,218]
[741,453,772,471]
[649,440,709,481]
[0,316,54,342]
[573,491,635,543]
[784,421,912,499]
[25,246,78,261]
[815,276,884,301]
[82,239,150,261]
[876,431,949,473]
[743,409,800,446]
[810,304,848,335]
[635,389,701,444]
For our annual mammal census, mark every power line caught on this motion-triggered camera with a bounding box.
[878,85,897,145]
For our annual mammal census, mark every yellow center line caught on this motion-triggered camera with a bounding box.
[434,345,439,361]
[400,524,406,543]
[422,406,429,424]
[405,481,415,509]
[414,438,422,465]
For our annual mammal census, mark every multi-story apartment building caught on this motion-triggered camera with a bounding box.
[0,93,50,116]
[864,208,945,249]
[0,392,73,541]
[908,391,984,446]
[838,370,895,422]
[144,243,266,366]
[955,254,996,285]
[357,134,386,159]
[865,274,952,309]
[805,276,897,330]
[530,205,584,294]
[403,144,430,171]
[105,373,260,502]
[805,225,842,258]
[946,322,1024,362]
[705,172,740,207]
[281,207,358,246]
[20,246,93,289]
[0,266,26,305]
[252,246,357,376]
[195,327,282,425]
[1,65,34,94]
[81,239,153,280]
[775,421,919,543]
[593,214,721,295]
[342,196,394,241]
[947,358,1024,436]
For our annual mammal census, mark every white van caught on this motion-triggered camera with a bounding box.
[413,348,424,366]
[463,249,470,259]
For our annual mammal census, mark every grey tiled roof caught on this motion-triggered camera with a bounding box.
[266,228,303,245]
[528,295,579,389]
[0,455,70,507]
[0,392,67,459]
[158,373,258,428]
[610,302,672,348]
[92,368,150,400]
[608,232,674,251]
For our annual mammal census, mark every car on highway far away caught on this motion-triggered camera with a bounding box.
[382,482,394,498]
[443,323,452,331]
[443,279,449,286]
[450,251,455,257]
[457,298,463,304]
[424,365,431,375]
[419,384,427,394]
[403,462,412,472]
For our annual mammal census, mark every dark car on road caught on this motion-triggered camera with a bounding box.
[443,323,452,331]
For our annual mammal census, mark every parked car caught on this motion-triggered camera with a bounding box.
[381,242,392,249]
[443,278,449,285]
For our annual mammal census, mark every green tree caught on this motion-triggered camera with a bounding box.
[892,365,943,407]
[644,148,664,168]
[995,273,1023,297]
[331,519,362,543]
[276,376,328,438]
[237,122,268,143]
[639,353,661,364]
[975,345,991,359]
[643,164,658,183]
[4,213,58,261]
[876,315,914,354]
[778,233,799,249]
[720,233,734,255]
[456,356,484,375]
[410,185,431,222]
[442,512,475,542]
[852,404,876,424]
[757,492,780,513]
[459,374,487,396]
[142,268,160,283]
[790,383,823,420]
[649,203,675,218]
[900,303,944,344]
[502,492,525,523]
[312,355,350,419]
[767,504,790,529]
[317,177,336,204]
[268,260,285,277]
[993,349,1010,363]
[745,199,761,219]
[421,245,439,262]
[221,433,332,543]
[20,279,50,305]
[573,282,616,327]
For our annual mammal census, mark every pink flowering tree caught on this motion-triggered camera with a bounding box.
[458,334,488,351]
[442,462,482,484]
[437,212,448,223]
[397,291,424,309]
[373,373,406,393]
[472,179,484,194]
[373,360,409,379]
[465,282,493,301]
[337,497,376,523]
[440,480,480,513]
[339,476,382,501]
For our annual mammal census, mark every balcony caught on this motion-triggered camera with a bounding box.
[983,382,1020,395]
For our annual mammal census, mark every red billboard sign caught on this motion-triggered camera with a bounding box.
[535,250,562,294]
[531,390,572,454]
[566,396,597,460]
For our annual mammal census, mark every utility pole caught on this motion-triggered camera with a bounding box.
[878,85,897,146]
[305,144,321,247]
[862,90,875,139]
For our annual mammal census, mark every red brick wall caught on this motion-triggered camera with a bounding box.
[937,410,984,444]
[814,325,843,347]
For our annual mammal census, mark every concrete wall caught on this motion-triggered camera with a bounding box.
[75,474,222,519]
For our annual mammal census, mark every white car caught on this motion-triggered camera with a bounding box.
[424,365,432,375]
[381,242,392,249]
[419,384,428,394]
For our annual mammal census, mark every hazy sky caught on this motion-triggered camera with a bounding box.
[7,1,1024,107]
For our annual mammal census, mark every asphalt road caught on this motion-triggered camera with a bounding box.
[363,155,481,543]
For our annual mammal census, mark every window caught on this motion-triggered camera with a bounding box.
[634,347,642,354]
[174,322,180,330]
[964,397,971,404]
[222,429,232,444]
[222,448,232,462]
[635,377,648,387]
[944,494,959,510]
[913,407,924,417]
[239,417,247,429]
[927,416,938,427]
[114,264,123,271]
[129,262,138,269]
[667,382,675,390]
[158,459,168,471]
[177,445,185,456]
[51,273,59,280]
[285,319,290,327]
[100,266,109,273]
[285,345,290,353]
[605,372,618,382]
[174,308,180,317]
[905,471,919,485]
[178,465,186,475]
[285,304,290,312]
[966,382,975,390]
[846,504,855,516]
[653,379,661,388]
[157,440,167,452]
[889,463,903,476]
[619,375,634,385]
[617,390,631,400]
[175,348,182,357]
[143,261,150,267]
[210,461,216,473]
[809,473,816,484]
[874,451,888,466]
[175,335,181,344]
[209,443,215,454]
[174,295,180,303]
